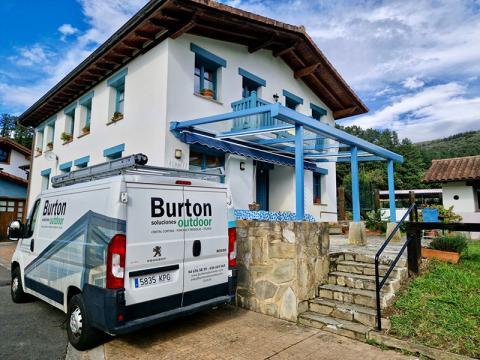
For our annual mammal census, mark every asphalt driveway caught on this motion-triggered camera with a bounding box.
[0,266,68,360]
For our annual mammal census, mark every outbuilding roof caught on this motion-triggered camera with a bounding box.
[423,155,480,183]
[0,137,31,157]
[18,0,367,128]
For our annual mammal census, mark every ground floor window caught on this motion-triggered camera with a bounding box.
[189,147,224,174]
[313,173,322,204]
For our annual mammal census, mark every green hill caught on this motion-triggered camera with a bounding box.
[415,130,480,165]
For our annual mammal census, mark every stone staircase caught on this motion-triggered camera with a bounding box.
[298,252,408,341]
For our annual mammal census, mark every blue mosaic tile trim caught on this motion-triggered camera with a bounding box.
[234,210,315,222]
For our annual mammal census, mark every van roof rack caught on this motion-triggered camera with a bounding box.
[51,153,224,188]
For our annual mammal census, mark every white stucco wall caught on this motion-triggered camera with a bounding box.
[442,182,477,213]
[28,34,339,221]
[1,149,29,179]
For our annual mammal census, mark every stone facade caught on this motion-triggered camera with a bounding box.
[236,220,330,322]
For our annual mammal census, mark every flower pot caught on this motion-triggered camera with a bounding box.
[248,203,260,211]
[421,247,460,264]
[111,112,123,122]
[82,127,90,134]
[46,144,53,151]
[200,89,215,99]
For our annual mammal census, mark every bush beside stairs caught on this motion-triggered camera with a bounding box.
[298,252,408,341]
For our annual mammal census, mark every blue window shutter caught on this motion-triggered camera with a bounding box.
[107,68,128,87]
[74,156,90,167]
[59,161,72,171]
[64,101,77,115]
[41,168,51,176]
[104,143,125,158]
[238,68,266,87]
[282,90,303,106]
[190,43,226,68]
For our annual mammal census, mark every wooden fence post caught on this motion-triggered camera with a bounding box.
[374,189,380,211]
[338,186,346,221]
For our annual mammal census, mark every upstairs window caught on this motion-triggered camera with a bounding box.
[191,43,226,100]
[35,129,44,155]
[313,173,322,204]
[311,103,327,121]
[107,68,128,122]
[79,91,94,135]
[283,90,303,110]
[63,102,76,143]
[41,168,51,191]
[239,68,266,98]
[44,116,56,151]
[0,145,10,163]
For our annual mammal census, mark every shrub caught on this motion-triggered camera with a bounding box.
[365,209,385,231]
[419,205,462,223]
[429,234,468,254]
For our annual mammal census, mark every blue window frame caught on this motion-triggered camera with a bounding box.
[41,168,51,190]
[239,68,266,98]
[191,43,226,100]
[283,90,303,110]
[188,145,225,181]
[313,172,322,204]
[104,143,125,160]
[107,69,127,115]
[64,103,76,135]
[310,103,327,120]
[74,156,90,168]
[79,91,94,129]
[59,161,72,173]
[0,145,9,163]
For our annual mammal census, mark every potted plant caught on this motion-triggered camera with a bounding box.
[200,88,215,99]
[35,147,42,156]
[421,234,468,264]
[82,125,90,134]
[46,142,53,151]
[61,132,72,143]
[248,202,260,211]
[314,196,321,205]
[111,112,123,122]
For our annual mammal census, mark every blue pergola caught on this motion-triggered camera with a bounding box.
[171,101,403,222]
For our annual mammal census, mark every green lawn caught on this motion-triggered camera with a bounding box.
[389,241,480,358]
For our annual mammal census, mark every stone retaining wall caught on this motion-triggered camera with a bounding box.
[235,220,330,321]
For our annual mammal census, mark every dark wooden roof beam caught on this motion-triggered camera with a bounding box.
[249,35,276,53]
[333,106,358,119]
[170,19,196,39]
[122,39,145,50]
[135,30,158,40]
[111,47,136,56]
[103,53,127,63]
[294,63,320,79]
[86,68,106,76]
[95,62,116,70]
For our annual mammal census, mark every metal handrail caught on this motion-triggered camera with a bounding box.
[374,202,418,330]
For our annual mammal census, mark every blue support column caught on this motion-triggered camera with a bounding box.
[295,124,305,220]
[388,159,396,222]
[351,146,360,222]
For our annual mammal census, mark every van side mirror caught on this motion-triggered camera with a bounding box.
[7,220,23,241]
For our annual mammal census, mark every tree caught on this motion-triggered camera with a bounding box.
[0,113,34,149]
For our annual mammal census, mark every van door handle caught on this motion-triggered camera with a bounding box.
[192,240,201,257]
[30,239,34,252]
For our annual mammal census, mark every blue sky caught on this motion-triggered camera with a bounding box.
[1,0,479,142]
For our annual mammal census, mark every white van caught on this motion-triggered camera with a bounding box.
[8,154,237,350]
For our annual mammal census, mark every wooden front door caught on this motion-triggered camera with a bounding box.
[0,199,25,240]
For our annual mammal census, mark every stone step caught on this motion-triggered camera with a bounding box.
[333,260,407,279]
[318,284,394,309]
[329,226,343,235]
[331,252,408,268]
[298,311,370,341]
[328,271,401,292]
[308,297,391,328]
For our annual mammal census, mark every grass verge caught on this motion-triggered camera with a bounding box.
[389,241,480,358]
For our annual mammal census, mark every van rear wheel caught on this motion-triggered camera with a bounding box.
[11,267,31,303]
[67,294,103,350]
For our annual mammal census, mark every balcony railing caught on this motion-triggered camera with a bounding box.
[231,91,280,130]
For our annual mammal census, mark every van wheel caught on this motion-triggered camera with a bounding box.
[11,267,30,303]
[67,294,103,350]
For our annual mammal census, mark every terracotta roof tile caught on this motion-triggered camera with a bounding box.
[423,155,480,183]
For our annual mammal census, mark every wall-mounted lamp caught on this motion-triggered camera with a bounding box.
[174,149,183,159]
[273,93,279,103]
[240,161,246,171]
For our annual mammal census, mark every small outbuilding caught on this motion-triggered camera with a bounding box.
[424,155,480,238]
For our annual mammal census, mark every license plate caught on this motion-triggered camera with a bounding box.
[133,271,174,288]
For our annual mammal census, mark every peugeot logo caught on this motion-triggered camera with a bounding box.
[153,246,162,257]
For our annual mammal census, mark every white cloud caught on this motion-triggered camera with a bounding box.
[58,23,79,41]
[341,82,480,142]
[402,76,424,90]
[0,0,148,112]
[10,45,51,67]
